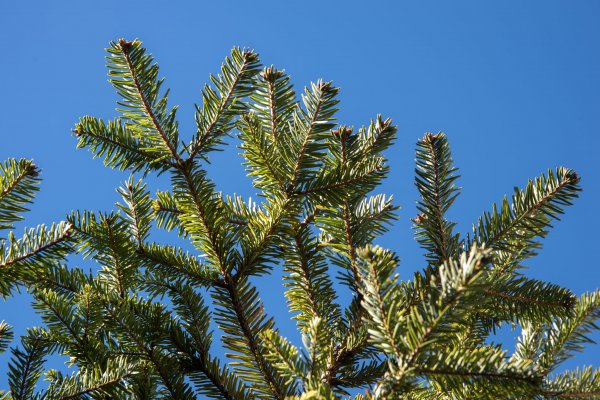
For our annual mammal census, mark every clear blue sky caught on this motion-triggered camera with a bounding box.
[1,0,598,387]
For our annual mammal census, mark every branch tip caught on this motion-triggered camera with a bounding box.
[118,38,134,53]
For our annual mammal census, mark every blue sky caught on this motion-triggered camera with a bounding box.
[1,0,598,388]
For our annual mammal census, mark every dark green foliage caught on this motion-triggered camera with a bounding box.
[0,159,40,232]
[1,39,597,400]
[0,156,73,304]
[473,167,580,272]
[190,46,261,161]
[0,323,12,355]
[7,329,51,400]
[413,132,461,266]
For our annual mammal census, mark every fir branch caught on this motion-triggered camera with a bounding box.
[414,132,460,265]
[0,222,72,269]
[261,329,305,389]
[73,117,172,172]
[43,356,134,400]
[102,297,197,399]
[357,246,403,360]
[152,190,188,237]
[343,201,360,287]
[284,223,340,333]
[358,115,397,159]
[32,289,84,350]
[238,112,287,193]
[473,167,581,265]
[541,366,600,399]
[172,164,233,273]
[137,243,222,287]
[292,161,384,198]
[286,81,339,193]
[8,330,50,400]
[188,353,252,400]
[397,247,491,379]
[416,367,536,383]
[0,158,40,230]
[115,38,182,165]
[117,176,153,247]
[0,321,12,354]
[236,197,293,277]
[188,47,261,161]
[482,286,572,315]
[538,290,600,376]
[251,66,296,143]
[215,278,291,399]
[57,374,131,400]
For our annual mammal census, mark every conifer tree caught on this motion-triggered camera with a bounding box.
[1,39,598,399]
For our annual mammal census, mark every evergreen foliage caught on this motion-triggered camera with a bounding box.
[1,39,597,399]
